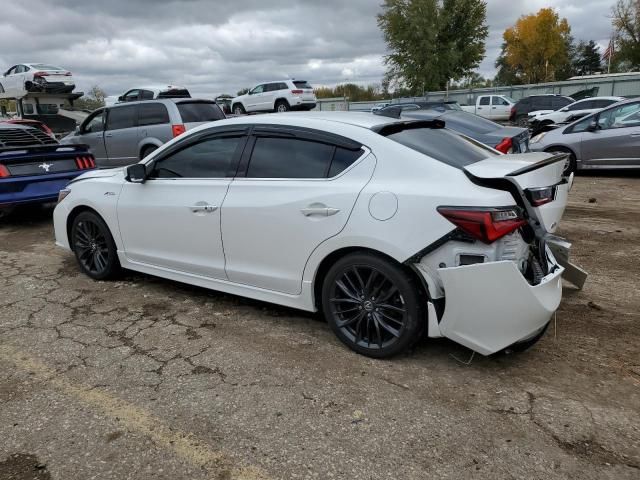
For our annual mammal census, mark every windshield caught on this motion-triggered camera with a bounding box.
[177,102,225,122]
[382,125,495,169]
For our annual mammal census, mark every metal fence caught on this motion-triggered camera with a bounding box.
[314,72,640,112]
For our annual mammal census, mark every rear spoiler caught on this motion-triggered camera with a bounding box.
[0,143,92,157]
[509,152,568,176]
[372,119,446,135]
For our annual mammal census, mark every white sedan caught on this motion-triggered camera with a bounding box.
[0,63,75,97]
[53,112,571,358]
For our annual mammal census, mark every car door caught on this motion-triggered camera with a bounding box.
[137,102,171,146]
[117,129,248,278]
[260,83,277,111]
[490,96,510,120]
[581,101,640,167]
[221,127,375,294]
[245,85,264,112]
[476,96,490,117]
[103,104,139,167]
[3,66,18,95]
[78,109,108,163]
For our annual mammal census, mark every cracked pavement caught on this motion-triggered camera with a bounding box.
[1,175,639,479]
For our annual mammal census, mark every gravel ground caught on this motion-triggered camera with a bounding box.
[0,174,638,480]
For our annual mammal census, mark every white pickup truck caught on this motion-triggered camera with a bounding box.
[461,95,515,121]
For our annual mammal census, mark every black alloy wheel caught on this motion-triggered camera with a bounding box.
[71,211,120,280]
[322,252,424,358]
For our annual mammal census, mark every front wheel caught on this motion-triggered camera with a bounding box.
[321,252,425,358]
[71,211,121,280]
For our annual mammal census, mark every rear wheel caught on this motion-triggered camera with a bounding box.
[546,147,576,175]
[275,100,290,113]
[232,103,245,115]
[71,211,120,280]
[515,115,529,127]
[321,252,425,358]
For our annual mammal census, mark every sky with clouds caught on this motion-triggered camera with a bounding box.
[0,0,618,98]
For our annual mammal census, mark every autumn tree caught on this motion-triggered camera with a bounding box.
[612,0,640,69]
[377,0,488,93]
[502,8,572,84]
[72,85,107,111]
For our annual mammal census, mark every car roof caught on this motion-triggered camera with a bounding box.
[124,85,188,93]
[109,97,215,108]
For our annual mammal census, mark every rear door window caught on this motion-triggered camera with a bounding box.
[106,105,138,130]
[246,137,334,178]
[177,102,225,123]
[479,97,490,106]
[383,126,495,169]
[138,103,170,126]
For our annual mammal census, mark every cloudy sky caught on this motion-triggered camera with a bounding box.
[0,0,617,98]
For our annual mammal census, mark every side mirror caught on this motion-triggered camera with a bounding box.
[126,164,147,183]
[117,95,124,102]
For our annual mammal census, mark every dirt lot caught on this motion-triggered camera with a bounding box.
[0,175,638,480]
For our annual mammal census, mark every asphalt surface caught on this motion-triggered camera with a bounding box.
[1,175,639,480]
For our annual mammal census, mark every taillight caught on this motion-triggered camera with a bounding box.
[33,71,49,78]
[291,89,303,94]
[495,137,513,154]
[41,124,55,138]
[437,206,527,244]
[64,72,72,76]
[75,155,96,169]
[172,124,186,137]
[525,186,557,206]
[509,106,516,119]
[0,164,10,178]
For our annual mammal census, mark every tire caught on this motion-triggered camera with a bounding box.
[545,147,577,175]
[275,100,290,113]
[232,103,246,115]
[515,115,529,127]
[71,211,121,280]
[504,322,550,353]
[321,252,425,358]
[141,145,158,160]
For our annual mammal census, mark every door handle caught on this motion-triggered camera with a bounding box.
[105,133,113,138]
[630,133,640,138]
[300,206,340,217]
[190,205,218,213]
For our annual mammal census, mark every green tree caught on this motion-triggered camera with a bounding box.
[612,0,640,69]
[503,8,572,83]
[573,40,603,75]
[494,43,523,85]
[377,0,488,92]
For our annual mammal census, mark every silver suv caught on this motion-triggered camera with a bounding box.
[62,99,225,167]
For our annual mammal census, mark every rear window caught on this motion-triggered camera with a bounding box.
[293,81,312,89]
[384,126,495,169]
[158,89,191,99]
[31,64,64,71]
[177,102,225,123]
[440,111,499,135]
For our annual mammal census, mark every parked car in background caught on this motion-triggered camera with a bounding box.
[0,123,95,216]
[231,80,316,114]
[61,99,225,167]
[528,96,624,128]
[460,95,515,121]
[0,63,75,96]
[529,98,640,173]
[380,101,462,113]
[1,118,55,138]
[401,109,530,154]
[117,85,191,102]
[54,112,571,359]
[510,95,574,126]
[371,102,391,113]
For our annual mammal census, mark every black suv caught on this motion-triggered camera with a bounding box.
[510,95,573,126]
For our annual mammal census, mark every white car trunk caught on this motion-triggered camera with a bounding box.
[464,152,569,233]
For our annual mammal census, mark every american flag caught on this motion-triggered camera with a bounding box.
[602,39,615,61]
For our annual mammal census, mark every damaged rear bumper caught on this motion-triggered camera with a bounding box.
[420,249,564,355]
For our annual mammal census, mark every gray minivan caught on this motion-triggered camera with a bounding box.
[62,99,225,167]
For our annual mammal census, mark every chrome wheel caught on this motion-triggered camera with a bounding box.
[330,265,407,350]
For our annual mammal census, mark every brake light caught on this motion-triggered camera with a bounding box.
[525,186,557,206]
[495,137,513,154]
[0,164,10,178]
[75,155,96,169]
[172,124,186,137]
[291,89,304,94]
[33,71,49,78]
[509,106,516,119]
[437,207,527,244]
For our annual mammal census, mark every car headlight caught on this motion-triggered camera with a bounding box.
[530,132,547,144]
[58,188,71,203]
